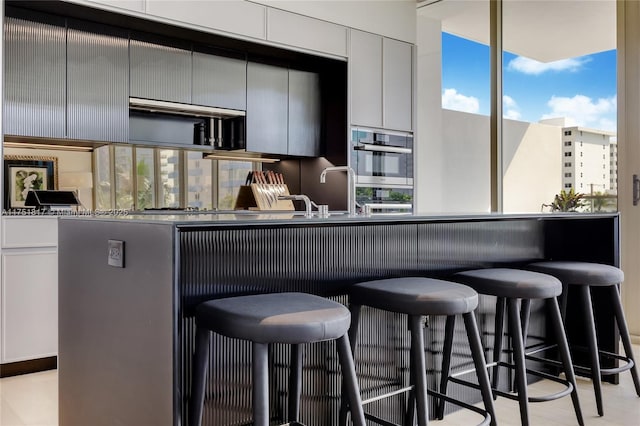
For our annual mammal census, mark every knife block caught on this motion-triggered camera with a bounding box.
[234,184,295,211]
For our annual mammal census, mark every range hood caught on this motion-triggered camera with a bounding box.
[129,97,245,118]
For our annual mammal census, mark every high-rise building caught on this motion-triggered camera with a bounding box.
[561,126,615,195]
[610,138,618,193]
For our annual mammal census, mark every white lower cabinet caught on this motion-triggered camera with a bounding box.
[1,249,58,363]
[1,217,58,364]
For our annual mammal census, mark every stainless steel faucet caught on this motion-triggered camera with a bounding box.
[320,166,357,216]
[277,194,313,218]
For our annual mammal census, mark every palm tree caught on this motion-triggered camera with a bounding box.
[543,188,586,212]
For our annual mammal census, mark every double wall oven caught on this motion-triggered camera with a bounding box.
[351,127,414,213]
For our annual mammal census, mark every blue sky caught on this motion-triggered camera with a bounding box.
[442,33,617,132]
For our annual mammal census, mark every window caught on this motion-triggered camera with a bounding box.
[564,162,572,167]
[565,183,572,188]
[135,148,155,210]
[564,141,572,146]
[217,160,253,209]
[114,145,133,210]
[564,130,572,136]
[158,149,181,208]
[94,146,112,210]
[186,151,213,210]
[94,147,255,211]
[564,152,572,157]
[565,172,572,177]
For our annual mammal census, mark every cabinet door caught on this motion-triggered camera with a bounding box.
[383,38,413,131]
[2,249,58,363]
[146,0,267,41]
[4,14,66,138]
[67,20,129,142]
[349,30,383,128]
[288,70,321,157]
[246,62,289,155]
[192,52,247,110]
[130,35,192,104]
[267,8,347,57]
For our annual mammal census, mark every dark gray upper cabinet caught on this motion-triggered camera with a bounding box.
[288,70,321,157]
[192,52,247,110]
[246,62,289,155]
[67,21,129,142]
[130,36,192,104]
[4,14,66,138]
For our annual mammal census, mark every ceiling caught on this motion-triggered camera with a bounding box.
[417,0,616,62]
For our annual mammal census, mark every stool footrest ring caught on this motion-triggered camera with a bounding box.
[525,345,636,376]
[363,412,401,426]
[449,361,574,403]
[357,384,492,426]
[427,389,492,426]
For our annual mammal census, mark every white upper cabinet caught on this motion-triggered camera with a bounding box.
[85,0,145,12]
[383,38,413,132]
[146,0,267,41]
[349,30,383,129]
[266,8,347,57]
[350,29,413,131]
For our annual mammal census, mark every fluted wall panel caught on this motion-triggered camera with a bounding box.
[4,15,66,138]
[177,219,547,425]
[67,21,129,142]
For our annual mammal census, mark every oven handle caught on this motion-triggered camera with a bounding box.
[353,143,412,154]
[363,203,413,210]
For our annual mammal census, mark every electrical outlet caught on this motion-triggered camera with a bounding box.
[108,240,125,268]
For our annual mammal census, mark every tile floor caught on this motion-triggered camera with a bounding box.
[1,347,640,425]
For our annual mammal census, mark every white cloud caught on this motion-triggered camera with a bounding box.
[507,56,591,75]
[503,95,521,120]
[540,94,616,131]
[442,88,479,113]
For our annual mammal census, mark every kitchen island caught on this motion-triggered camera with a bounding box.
[58,212,619,426]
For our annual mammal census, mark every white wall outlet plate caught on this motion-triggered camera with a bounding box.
[108,239,125,268]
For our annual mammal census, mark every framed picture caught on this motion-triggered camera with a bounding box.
[4,155,58,209]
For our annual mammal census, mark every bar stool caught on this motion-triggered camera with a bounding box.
[527,261,640,416]
[452,268,584,426]
[188,292,366,426]
[342,277,496,426]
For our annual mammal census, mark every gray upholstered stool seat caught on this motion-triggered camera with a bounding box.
[452,268,562,299]
[196,292,351,344]
[528,261,624,286]
[189,292,366,426]
[342,277,496,426]
[349,277,478,316]
[527,261,640,417]
[453,268,584,426]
